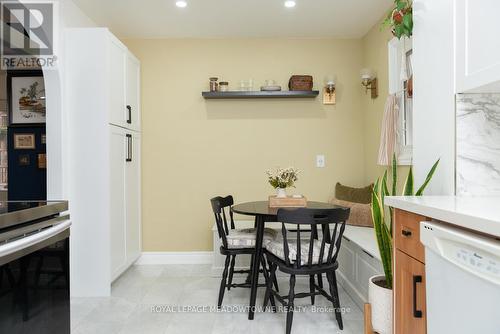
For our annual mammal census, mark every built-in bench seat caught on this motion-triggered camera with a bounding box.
[336,225,383,308]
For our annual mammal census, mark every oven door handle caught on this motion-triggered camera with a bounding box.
[0,220,71,265]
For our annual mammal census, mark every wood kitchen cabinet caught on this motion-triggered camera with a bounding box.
[395,250,426,334]
[393,209,428,334]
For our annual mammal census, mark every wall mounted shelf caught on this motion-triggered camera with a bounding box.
[202,90,319,99]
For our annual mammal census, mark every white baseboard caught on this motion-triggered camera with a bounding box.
[136,251,213,265]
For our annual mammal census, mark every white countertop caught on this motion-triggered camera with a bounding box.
[385,196,500,237]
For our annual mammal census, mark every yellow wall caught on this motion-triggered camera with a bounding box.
[361,22,392,185]
[125,38,370,251]
[361,21,410,190]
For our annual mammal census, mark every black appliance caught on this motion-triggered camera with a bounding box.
[0,201,70,334]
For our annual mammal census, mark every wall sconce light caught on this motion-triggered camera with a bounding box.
[323,74,336,105]
[360,68,378,99]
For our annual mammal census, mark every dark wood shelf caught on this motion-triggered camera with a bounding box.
[202,90,319,99]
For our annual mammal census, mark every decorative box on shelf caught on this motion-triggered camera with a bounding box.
[268,195,307,208]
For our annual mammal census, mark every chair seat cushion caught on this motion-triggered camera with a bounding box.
[266,239,335,265]
[226,228,278,249]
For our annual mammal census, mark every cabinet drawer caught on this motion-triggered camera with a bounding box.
[394,209,426,263]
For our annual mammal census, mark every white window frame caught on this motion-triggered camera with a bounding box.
[388,37,413,166]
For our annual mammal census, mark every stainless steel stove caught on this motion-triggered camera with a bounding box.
[0,201,70,334]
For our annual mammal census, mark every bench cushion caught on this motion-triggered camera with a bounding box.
[335,182,373,204]
[330,198,373,228]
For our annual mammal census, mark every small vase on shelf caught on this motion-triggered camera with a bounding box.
[276,188,287,198]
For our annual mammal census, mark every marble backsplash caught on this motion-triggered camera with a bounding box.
[456,94,500,195]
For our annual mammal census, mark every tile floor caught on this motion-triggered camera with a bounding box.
[71,264,364,334]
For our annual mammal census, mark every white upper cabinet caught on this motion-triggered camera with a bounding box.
[109,36,127,128]
[126,53,141,131]
[108,34,141,131]
[456,0,500,92]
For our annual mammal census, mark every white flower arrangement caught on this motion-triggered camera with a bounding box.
[266,167,300,189]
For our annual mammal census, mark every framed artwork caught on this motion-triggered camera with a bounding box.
[7,71,46,125]
[18,154,30,166]
[14,133,35,149]
[38,153,46,169]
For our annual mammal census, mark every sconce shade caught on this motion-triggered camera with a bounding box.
[360,68,378,99]
[360,68,374,80]
[324,74,336,86]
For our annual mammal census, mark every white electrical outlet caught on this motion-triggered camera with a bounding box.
[316,155,325,168]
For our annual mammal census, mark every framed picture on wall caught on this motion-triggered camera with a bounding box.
[37,153,46,169]
[7,71,46,125]
[14,133,35,149]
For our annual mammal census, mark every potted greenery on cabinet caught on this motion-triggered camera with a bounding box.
[382,0,413,39]
[369,155,439,334]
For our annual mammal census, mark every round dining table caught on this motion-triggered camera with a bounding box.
[231,200,343,320]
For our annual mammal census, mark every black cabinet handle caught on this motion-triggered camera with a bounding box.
[402,229,412,237]
[126,105,132,124]
[126,134,132,162]
[413,275,423,318]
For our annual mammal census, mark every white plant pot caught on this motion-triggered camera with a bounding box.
[276,188,287,198]
[368,275,393,334]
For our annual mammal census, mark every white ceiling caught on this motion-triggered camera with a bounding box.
[72,0,393,39]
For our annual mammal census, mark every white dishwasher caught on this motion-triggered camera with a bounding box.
[420,221,500,334]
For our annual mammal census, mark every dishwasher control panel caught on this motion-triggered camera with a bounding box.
[455,247,500,277]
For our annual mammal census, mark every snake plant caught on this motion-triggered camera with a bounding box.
[371,154,439,289]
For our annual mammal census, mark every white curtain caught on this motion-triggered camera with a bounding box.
[377,95,400,166]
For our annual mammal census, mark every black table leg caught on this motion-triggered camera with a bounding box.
[245,216,260,284]
[248,214,265,320]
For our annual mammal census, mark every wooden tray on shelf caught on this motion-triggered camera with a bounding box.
[268,195,307,208]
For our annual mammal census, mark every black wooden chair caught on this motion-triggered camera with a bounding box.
[210,195,278,308]
[263,207,350,334]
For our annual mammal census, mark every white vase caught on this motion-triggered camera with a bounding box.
[368,275,393,334]
[276,188,287,198]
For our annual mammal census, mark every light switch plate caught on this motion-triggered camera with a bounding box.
[316,155,325,168]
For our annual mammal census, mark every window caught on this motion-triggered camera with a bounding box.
[388,37,413,165]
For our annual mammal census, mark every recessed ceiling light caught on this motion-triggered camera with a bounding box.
[176,1,187,8]
[284,0,296,8]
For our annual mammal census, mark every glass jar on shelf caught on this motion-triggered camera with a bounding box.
[209,77,219,92]
[219,82,229,92]
[238,79,254,91]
